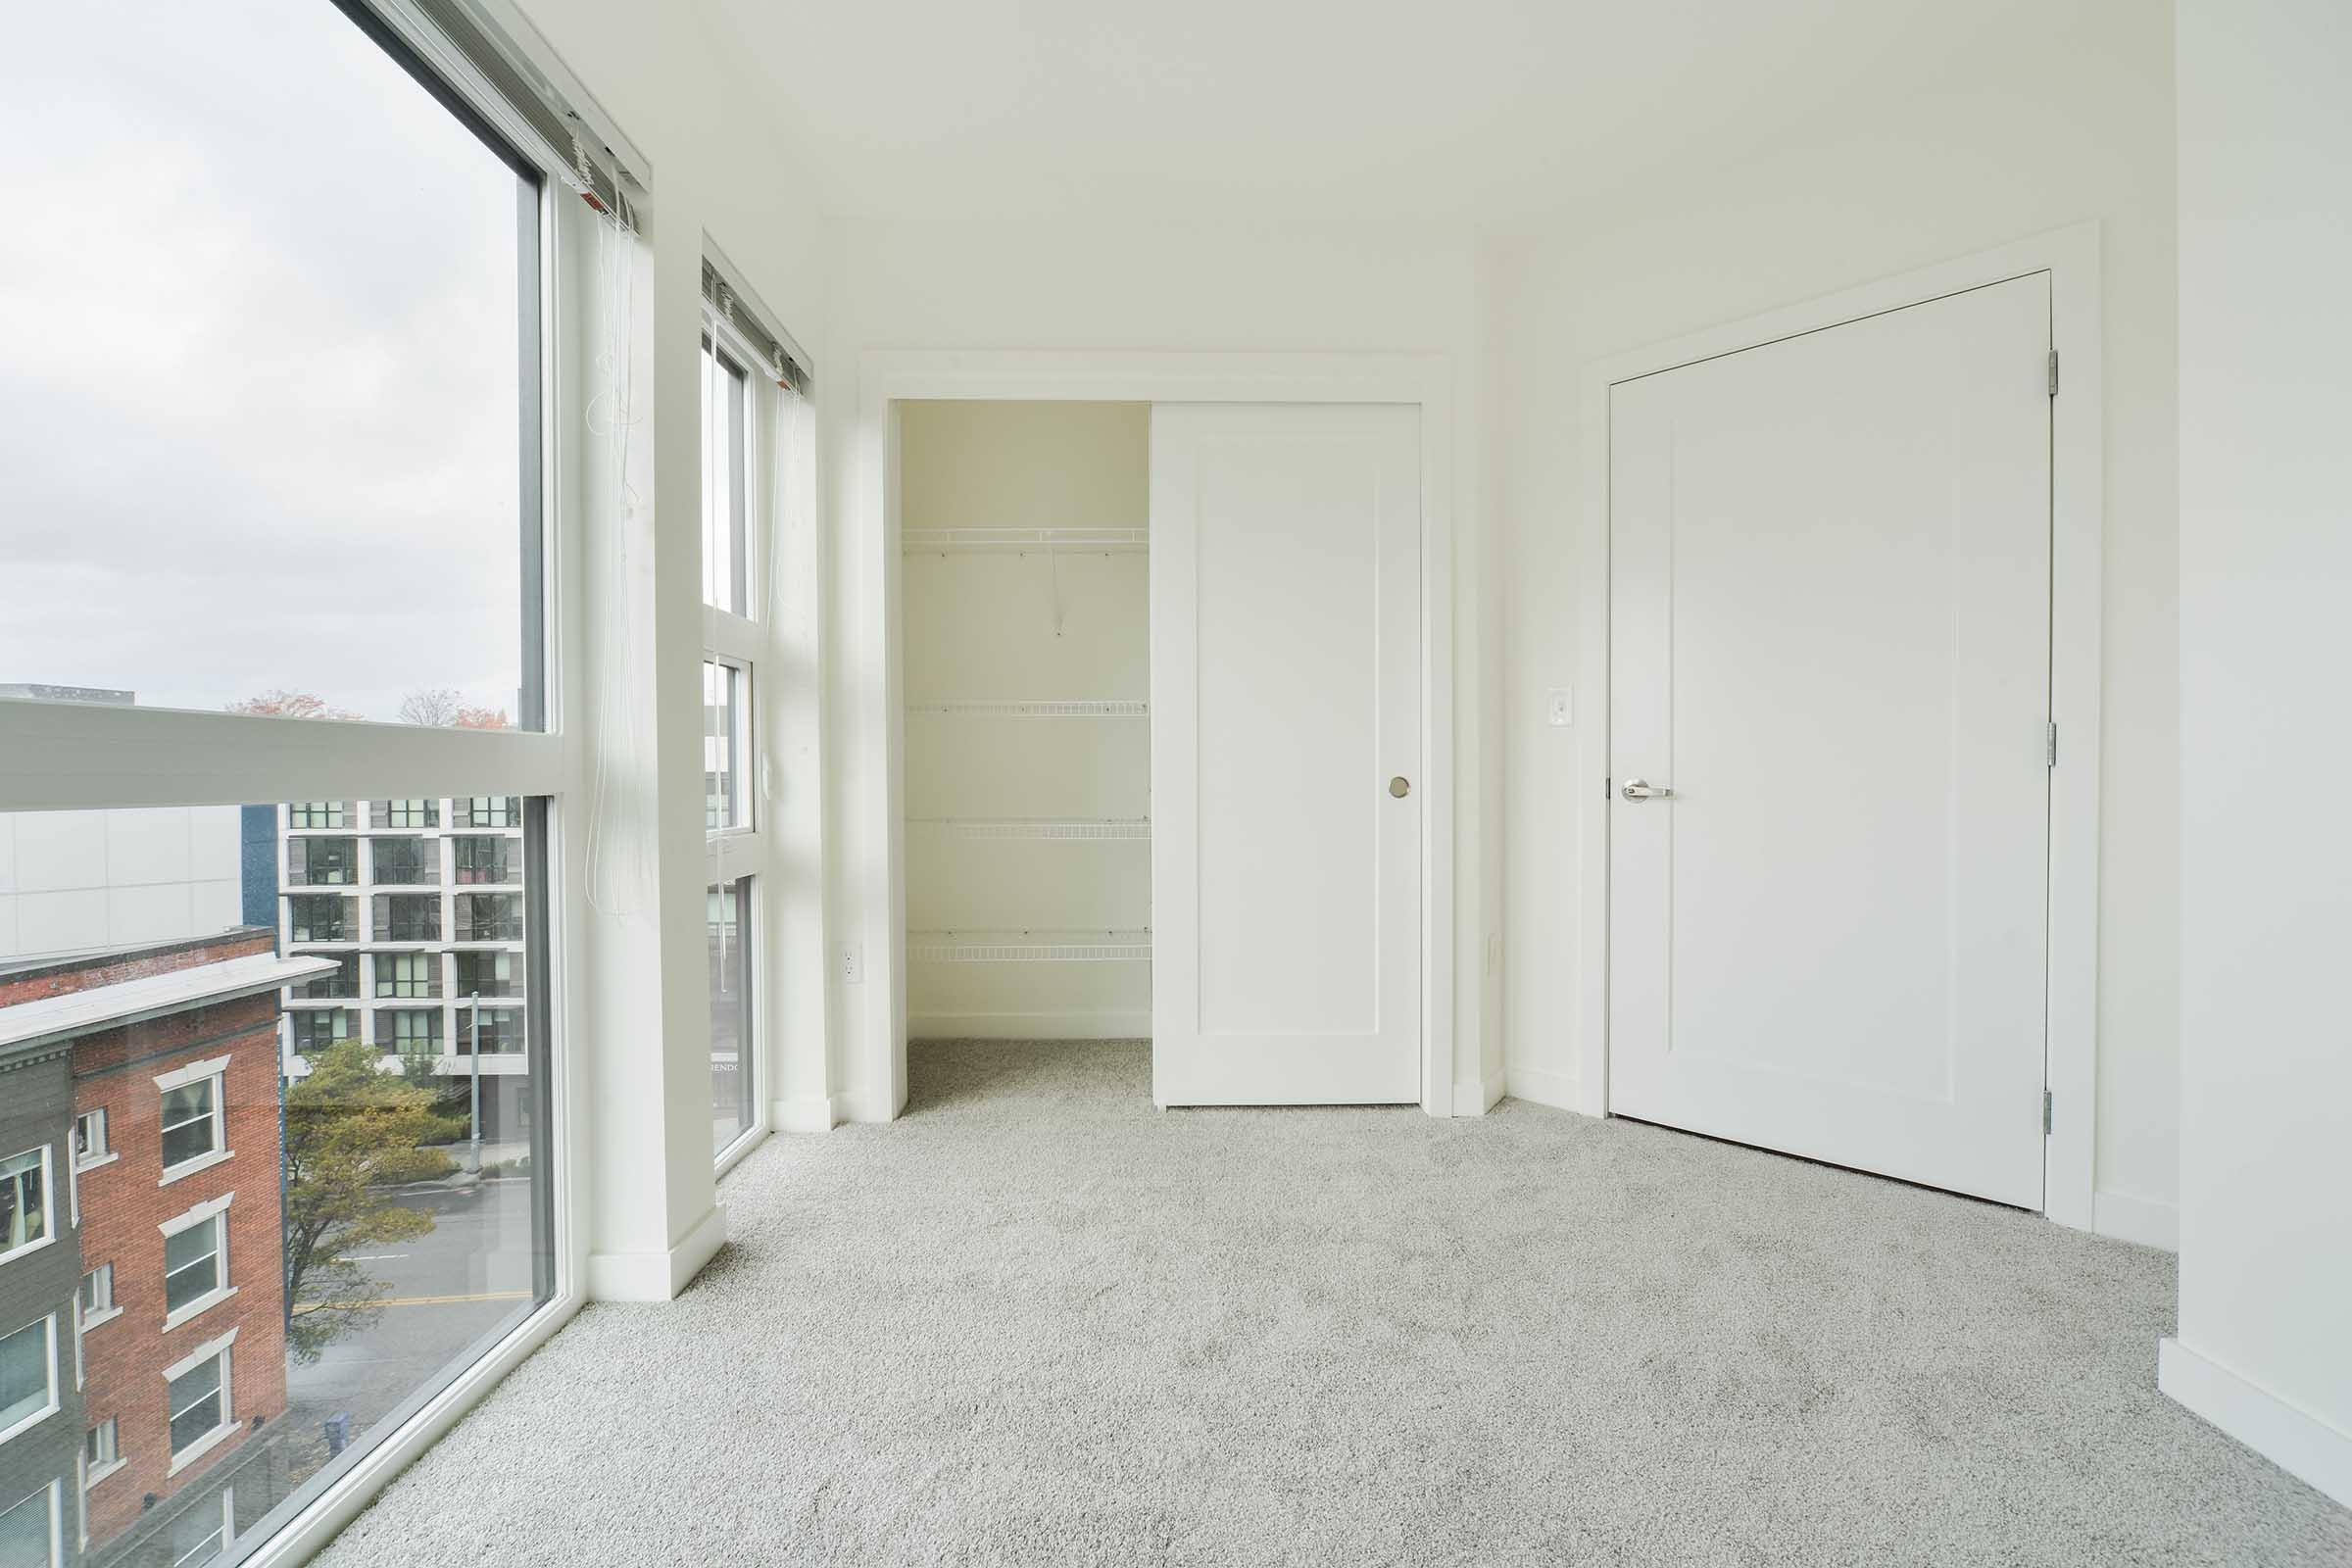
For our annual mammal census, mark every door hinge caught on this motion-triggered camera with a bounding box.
[2048,350,2060,397]
[2043,1090,2054,1134]
[1604,775,1612,802]
[2046,720,2058,767]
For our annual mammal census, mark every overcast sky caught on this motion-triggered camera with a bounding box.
[0,0,524,724]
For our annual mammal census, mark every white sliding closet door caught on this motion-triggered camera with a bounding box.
[1151,403,1422,1106]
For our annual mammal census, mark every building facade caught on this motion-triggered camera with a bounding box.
[274,800,531,1144]
[0,931,320,1567]
[0,1032,83,1568]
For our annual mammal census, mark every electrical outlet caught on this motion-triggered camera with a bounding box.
[1546,689,1573,727]
[837,943,863,985]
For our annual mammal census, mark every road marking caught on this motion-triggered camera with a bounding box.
[294,1291,530,1314]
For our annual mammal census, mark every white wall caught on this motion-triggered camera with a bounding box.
[830,220,1498,1114]
[510,0,840,1294]
[900,401,1152,1037]
[1489,0,2180,1240]
[2163,0,2352,1505]
[0,807,244,959]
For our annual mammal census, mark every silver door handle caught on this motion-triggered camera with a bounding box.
[1620,778,1674,802]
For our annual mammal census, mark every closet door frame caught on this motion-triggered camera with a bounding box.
[853,351,1457,1120]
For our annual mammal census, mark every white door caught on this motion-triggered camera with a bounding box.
[1608,275,2053,1207]
[1152,403,1422,1105]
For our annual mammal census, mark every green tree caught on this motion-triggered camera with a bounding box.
[283,1041,463,1360]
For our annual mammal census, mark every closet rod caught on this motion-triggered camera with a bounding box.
[906,700,1147,718]
[907,929,1153,963]
[906,817,1152,841]
[902,526,1147,555]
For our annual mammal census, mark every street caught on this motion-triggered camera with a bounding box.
[285,1175,542,1444]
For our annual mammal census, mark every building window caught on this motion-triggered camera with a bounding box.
[0,1316,59,1445]
[286,894,355,944]
[709,878,755,1157]
[295,955,361,1000]
[84,1416,119,1473]
[159,1072,224,1175]
[452,835,516,885]
[0,1482,61,1568]
[370,836,439,885]
[454,950,519,998]
[163,1207,228,1322]
[286,802,350,829]
[454,893,523,943]
[373,893,442,943]
[73,1111,109,1168]
[165,1342,232,1465]
[703,660,748,832]
[374,952,440,1000]
[455,1004,524,1055]
[0,1148,48,1259]
[377,1009,443,1055]
[170,1487,235,1567]
[457,796,520,828]
[287,1008,357,1054]
[285,835,358,886]
[374,798,438,829]
[78,1265,115,1321]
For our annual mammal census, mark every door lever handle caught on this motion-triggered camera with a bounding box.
[1620,778,1674,802]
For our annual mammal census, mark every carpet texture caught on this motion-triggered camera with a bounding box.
[317,1042,2351,1567]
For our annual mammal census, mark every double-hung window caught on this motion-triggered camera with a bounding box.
[0,1316,59,1446]
[162,1200,233,1326]
[157,1062,228,1179]
[164,1336,234,1472]
[0,1481,61,1568]
[0,1149,48,1259]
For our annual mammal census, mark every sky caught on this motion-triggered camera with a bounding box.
[0,0,526,725]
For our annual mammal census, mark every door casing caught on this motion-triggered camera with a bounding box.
[855,352,1458,1121]
[1575,223,2106,1229]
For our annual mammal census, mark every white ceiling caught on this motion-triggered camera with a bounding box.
[699,0,2069,224]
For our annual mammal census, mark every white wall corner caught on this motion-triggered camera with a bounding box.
[1449,1073,1504,1117]
[2160,1338,2352,1510]
[1504,1061,1579,1113]
[585,1203,728,1303]
[774,1093,841,1134]
[2091,1189,2179,1252]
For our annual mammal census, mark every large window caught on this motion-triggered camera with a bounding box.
[159,1068,226,1175]
[0,1316,58,1444]
[166,1341,233,1464]
[286,836,358,886]
[375,953,441,1000]
[287,895,356,944]
[287,1008,357,1054]
[0,1483,60,1568]
[370,837,439,885]
[162,1204,230,1323]
[373,894,443,943]
[453,835,517,885]
[455,893,524,943]
[0,1149,47,1259]
[455,951,521,999]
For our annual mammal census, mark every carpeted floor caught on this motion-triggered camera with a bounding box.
[316,1041,2351,1567]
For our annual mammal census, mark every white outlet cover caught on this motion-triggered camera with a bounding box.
[1546,689,1573,726]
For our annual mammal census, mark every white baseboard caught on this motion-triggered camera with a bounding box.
[585,1203,728,1302]
[909,1011,1150,1040]
[1450,1073,1504,1116]
[773,1093,841,1134]
[2160,1337,2352,1508]
[2092,1189,2180,1252]
[1504,1061,1580,1112]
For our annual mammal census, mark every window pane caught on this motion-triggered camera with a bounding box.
[0,1150,44,1252]
[0,1486,53,1564]
[705,662,744,831]
[0,1,539,729]
[702,341,750,615]
[709,878,755,1156]
[0,795,552,1567]
[0,1319,49,1430]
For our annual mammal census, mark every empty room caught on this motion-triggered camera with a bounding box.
[0,0,2346,1564]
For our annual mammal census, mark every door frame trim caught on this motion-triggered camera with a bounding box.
[1573,223,2104,1228]
[854,351,1457,1119]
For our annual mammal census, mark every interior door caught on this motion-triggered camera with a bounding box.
[1152,403,1421,1105]
[1608,275,2053,1207]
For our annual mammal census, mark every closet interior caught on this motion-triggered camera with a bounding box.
[901,400,1152,1041]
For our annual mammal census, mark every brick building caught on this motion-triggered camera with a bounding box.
[0,931,329,1566]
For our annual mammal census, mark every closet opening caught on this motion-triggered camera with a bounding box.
[899,401,1152,1102]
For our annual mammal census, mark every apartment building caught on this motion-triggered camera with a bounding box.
[274,800,532,1145]
[0,930,325,1566]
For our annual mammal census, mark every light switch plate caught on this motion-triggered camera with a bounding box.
[1546,689,1573,727]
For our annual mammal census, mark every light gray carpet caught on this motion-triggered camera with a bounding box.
[318,1042,2350,1567]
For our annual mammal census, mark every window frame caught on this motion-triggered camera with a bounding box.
[0,1480,62,1568]
[162,1331,237,1476]
[0,1145,53,1264]
[155,1058,231,1184]
[160,1195,236,1329]
[0,1314,61,1447]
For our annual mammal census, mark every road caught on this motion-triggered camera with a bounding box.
[285,1176,542,1443]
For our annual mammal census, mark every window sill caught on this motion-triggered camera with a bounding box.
[81,1304,123,1333]
[75,1151,121,1176]
[163,1285,238,1335]
[0,1233,56,1268]
[159,1148,233,1188]
[0,1397,58,1448]
[85,1456,127,1490]
[166,1420,237,1478]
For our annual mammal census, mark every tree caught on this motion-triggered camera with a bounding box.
[282,1041,464,1360]
[227,689,358,721]
[397,687,463,727]
[452,705,511,730]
